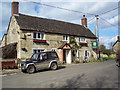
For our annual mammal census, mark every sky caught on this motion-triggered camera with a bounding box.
[0,0,119,49]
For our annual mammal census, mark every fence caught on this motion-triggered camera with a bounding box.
[1,60,18,70]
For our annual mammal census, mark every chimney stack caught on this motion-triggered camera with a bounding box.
[117,36,120,41]
[11,1,19,16]
[81,15,87,27]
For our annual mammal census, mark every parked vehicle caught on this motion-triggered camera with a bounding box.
[116,53,120,67]
[18,51,59,74]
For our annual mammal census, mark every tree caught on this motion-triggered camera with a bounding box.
[69,36,81,51]
[100,44,106,53]
[103,49,113,57]
[69,36,81,62]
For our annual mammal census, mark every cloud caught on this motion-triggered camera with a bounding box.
[99,36,117,48]
[0,1,118,50]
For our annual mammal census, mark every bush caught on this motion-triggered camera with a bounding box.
[102,57,116,61]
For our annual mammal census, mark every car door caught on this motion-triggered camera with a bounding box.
[36,53,49,70]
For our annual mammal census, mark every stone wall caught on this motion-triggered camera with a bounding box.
[19,31,97,61]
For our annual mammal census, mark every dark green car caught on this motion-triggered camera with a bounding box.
[18,51,59,74]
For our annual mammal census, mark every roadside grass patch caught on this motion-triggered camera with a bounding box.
[102,57,116,61]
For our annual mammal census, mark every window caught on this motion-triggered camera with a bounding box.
[79,37,86,42]
[31,53,39,60]
[33,49,45,54]
[52,48,56,52]
[50,52,58,58]
[33,32,45,40]
[39,53,47,60]
[63,35,68,41]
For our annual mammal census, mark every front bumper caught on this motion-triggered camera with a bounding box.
[18,63,27,70]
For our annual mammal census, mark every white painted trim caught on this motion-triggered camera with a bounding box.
[26,63,36,68]
[33,31,45,40]
[63,35,69,41]
[78,37,86,43]
[32,48,45,54]
[52,48,57,51]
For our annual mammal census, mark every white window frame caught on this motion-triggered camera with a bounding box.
[33,32,45,40]
[78,37,86,43]
[63,35,69,41]
[52,48,56,51]
[33,48,45,54]
[77,50,79,58]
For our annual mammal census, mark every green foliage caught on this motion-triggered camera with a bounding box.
[100,44,114,57]
[100,44,106,53]
[102,57,116,61]
[103,49,113,57]
[69,36,81,51]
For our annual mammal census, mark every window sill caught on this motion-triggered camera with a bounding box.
[79,42,87,45]
[33,39,46,43]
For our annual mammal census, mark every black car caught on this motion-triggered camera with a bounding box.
[18,51,59,74]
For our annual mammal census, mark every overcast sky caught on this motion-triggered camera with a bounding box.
[0,0,119,48]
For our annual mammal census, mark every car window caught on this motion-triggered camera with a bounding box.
[39,53,47,60]
[50,52,58,59]
[31,53,39,60]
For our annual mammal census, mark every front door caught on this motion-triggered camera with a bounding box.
[65,50,71,64]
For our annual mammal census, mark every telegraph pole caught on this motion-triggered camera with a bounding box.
[95,15,100,59]
[94,26,96,36]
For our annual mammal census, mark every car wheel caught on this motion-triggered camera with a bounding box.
[50,63,58,70]
[27,65,35,74]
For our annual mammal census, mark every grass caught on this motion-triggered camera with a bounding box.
[102,57,116,61]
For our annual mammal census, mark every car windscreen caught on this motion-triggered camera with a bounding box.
[31,53,39,60]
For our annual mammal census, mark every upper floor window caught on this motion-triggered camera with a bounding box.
[33,32,45,40]
[79,37,86,42]
[33,49,45,54]
[63,35,68,41]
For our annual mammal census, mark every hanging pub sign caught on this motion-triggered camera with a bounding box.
[92,41,98,48]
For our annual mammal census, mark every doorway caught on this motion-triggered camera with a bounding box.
[63,49,71,64]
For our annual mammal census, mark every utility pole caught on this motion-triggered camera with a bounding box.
[95,15,100,59]
[94,26,96,36]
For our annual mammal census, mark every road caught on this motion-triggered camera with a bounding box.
[2,60,119,88]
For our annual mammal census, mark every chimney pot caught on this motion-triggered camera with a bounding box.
[12,1,19,16]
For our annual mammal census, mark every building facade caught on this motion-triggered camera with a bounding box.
[1,2,97,64]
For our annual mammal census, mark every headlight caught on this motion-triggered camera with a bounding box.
[23,63,26,66]
[18,64,20,67]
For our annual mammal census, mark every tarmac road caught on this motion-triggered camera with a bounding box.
[2,60,119,88]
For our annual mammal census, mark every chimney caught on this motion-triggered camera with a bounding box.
[11,1,19,16]
[81,15,87,27]
[117,36,120,41]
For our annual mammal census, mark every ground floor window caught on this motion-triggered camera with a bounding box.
[33,49,45,54]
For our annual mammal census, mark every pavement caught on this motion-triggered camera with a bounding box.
[1,60,119,88]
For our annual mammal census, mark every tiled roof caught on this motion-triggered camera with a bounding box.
[15,13,97,39]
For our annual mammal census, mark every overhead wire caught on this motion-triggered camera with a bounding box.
[23,0,95,16]
[99,6,120,16]
[88,17,95,23]
[23,0,119,29]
